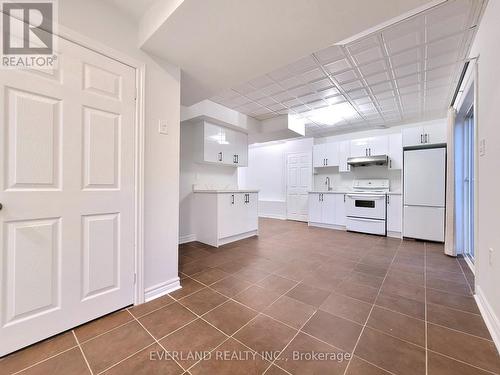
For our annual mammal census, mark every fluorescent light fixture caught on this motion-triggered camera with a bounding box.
[307,103,357,125]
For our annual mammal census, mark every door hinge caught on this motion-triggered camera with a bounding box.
[134,273,137,284]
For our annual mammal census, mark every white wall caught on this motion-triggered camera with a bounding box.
[59,0,181,293]
[468,0,500,347]
[238,138,314,218]
[179,123,238,240]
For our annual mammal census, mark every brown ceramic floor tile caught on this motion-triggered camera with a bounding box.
[103,343,183,375]
[367,306,425,347]
[286,283,330,307]
[159,319,226,369]
[233,285,281,311]
[178,288,227,315]
[346,356,392,374]
[354,263,388,278]
[375,291,425,320]
[234,266,270,283]
[427,351,492,375]
[263,295,316,329]
[203,300,257,335]
[355,327,426,375]
[128,295,175,318]
[276,332,349,375]
[427,303,491,339]
[234,315,296,353]
[257,274,297,294]
[189,338,270,375]
[81,321,154,373]
[0,332,76,375]
[169,278,205,299]
[17,348,89,375]
[138,302,196,339]
[345,272,385,289]
[426,276,472,296]
[211,276,252,297]
[263,365,289,375]
[380,279,425,303]
[335,280,380,304]
[320,292,372,324]
[426,289,480,314]
[427,323,500,373]
[74,310,134,343]
[385,268,425,286]
[191,268,230,285]
[301,271,344,291]
[302,310,363,352]
[216,261,247,274]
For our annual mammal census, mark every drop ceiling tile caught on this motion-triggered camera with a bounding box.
[268,66,294,81]
[371,81,393,94]
[386,31,422,54]
[397,74,419,87]
[286,56,317,74]
[302,68,327,83]
[233,82,257,95]
[399,84,420,95]
[426,53,457,70]
[283,98,303,108]
[358,102,377,113]
[318,87,340,98]
[279,75,304,90]
[299,92,323,103]
[347,88,368,99]
[248,75,275,89]
[287,84,314,98]
[340,80,363,91]
[271,91,294,102]
[308,100,329,109]
[257,96,278,107]
[252,106,274,115]
[427,14,468,41]
[236,102,263,113]
[293,104,311,113]
[426,77,452,89]
[334,70,358,83]
[383,15,422,41]
[324,95,345,105]
[267,102,287,111]
[226,95,252,108]
[245,90,266,101]
[353,46,384,65]
[427,34,462,58]
[324,58,351,74]
[216,90,240,100]
[259,83,283,96]
[314,45,345,64]
[365,71,390,85]
[375,90,396,101]
[310,78,333,91]
[425,65,454,80]
[347,36,379,53]
[359,60,387,76]
[354,97,373,105]
[394,63,419,77]
[391,48,421,67]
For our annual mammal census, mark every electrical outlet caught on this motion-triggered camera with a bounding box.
[479,139,486,156]
[489,247,494,266]
[158,121,168,135]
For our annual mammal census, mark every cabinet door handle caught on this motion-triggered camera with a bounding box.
[389,159,392,168]
[365,148,367,156]
[343,194,346,203]
[420,134,423,144]
[231,194,234,204]
[325,158,328,166]
[218,152,223,161]
[237,155,239,164]
[425,134,428,143]
[387,195,390,204]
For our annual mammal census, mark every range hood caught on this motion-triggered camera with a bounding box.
[347,155,388,167]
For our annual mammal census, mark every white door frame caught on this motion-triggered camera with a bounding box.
[51,25,146,304]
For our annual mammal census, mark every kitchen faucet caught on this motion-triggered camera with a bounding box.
[325,177,331,191]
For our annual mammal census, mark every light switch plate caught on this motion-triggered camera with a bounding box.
[158,121,168,135]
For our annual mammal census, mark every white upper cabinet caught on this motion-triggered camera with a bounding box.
[196,121,248,167]
[402,122,447,147]
[313,142,339,168]
[338,140,351,172]
[388,133,403,170]
[350,136,388,157]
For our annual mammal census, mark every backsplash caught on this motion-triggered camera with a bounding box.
[313,165,402,192]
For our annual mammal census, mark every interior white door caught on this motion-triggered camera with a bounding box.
[0,37,136,356]
[286,153,312,221]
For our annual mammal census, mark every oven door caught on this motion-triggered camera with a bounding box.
[345,194,386,220]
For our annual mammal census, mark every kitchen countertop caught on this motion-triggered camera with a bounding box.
[308,190,402,195]
[193,189,259,193]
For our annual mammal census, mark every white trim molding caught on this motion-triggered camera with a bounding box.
[179,234,197,244]
[475,286,500,353]
[145,277,181,302]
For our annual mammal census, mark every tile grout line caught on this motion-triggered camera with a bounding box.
[9,345,80,375]
[455,254,475,295]
[426,348,499,375]
[341,238,403,375]
[72,330,94,375]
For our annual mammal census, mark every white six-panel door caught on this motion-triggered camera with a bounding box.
[286,153,312,222]
[0,36,136,356]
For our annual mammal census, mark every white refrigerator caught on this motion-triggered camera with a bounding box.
[403,147,446,242]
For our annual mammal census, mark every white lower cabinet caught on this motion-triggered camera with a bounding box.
[194,191,258,247]
[308,193,346,227]
[387,194,402,235]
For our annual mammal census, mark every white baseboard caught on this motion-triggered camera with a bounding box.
[144,277,181,302]
[179,234,196,244]
[259,214,286,220]
[475,285,500,353]
[387,231,402,239]
[308,222,346,231]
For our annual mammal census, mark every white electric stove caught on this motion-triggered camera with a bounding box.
[345,179,389,236]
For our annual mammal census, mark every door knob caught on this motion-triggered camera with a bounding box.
[0,203,2,210]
